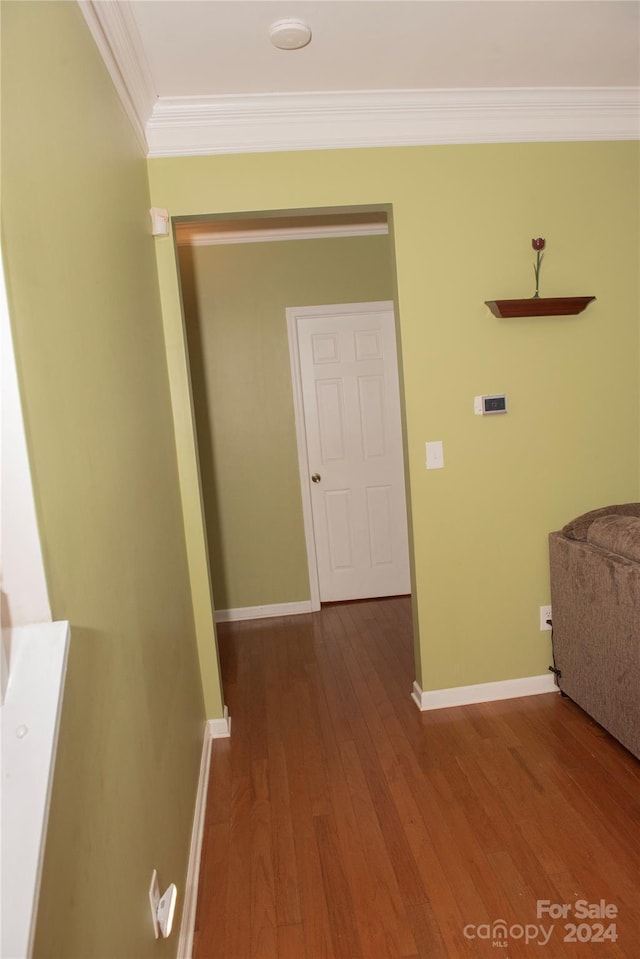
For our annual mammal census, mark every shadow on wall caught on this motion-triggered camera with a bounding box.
[2,588,12,629]
[1,589,11,702]
[177,245,230,609]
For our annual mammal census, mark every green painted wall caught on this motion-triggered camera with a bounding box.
[178,235,394,610]
[149,141,639,692]
[2,3,209,956]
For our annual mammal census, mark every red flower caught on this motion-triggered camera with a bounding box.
[532,237,545,251]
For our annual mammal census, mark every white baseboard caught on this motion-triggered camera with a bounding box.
[215,600,313,622]
[412,674,557,711]
[177,706,231,958]
[208,705,232,739]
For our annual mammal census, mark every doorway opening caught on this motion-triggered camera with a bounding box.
[174,206,412,623]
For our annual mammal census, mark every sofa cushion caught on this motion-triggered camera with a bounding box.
[586,514,640,563]
[562,503,640,541]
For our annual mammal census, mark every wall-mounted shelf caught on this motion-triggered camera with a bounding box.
[484,296,596,318]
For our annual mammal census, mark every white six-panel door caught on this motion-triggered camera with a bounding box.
[291,302,410,602]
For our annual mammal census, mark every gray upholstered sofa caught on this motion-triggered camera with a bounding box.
[549,503,640,760]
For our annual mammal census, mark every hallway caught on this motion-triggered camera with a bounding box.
[193,597,640,958]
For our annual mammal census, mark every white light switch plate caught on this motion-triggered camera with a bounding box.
[426,441,444,470]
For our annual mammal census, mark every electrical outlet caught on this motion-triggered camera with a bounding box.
[149,869,160,939]
[540,605,552,631]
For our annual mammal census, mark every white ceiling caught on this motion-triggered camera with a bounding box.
[129,0,640,96]
[81,0,640,156]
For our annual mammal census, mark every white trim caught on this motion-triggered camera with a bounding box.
[215,601,314,623]
[286,307,321,614]
[177,721,211,959]
[146,87,640,158]
[411,681,424,711]
[412,674,557,711]
[176,222,388,247]
[78,0,156,154]
[0,246,52,643]
[177,709,230,959]
[1,621,70,959]
[207,705,232,739]
[78,12,640,159]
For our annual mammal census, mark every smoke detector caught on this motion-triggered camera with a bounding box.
[269,18,312,50]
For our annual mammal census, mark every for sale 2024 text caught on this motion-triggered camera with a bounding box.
[537,899,618,945]
[463,899,619,947]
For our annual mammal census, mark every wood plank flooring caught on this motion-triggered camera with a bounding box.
[193,597,640,958]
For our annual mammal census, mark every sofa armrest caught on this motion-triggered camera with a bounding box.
[548,530,640,760]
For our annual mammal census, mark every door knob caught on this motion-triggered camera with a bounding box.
[311,473,321,483]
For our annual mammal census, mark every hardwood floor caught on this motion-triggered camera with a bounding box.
[193,597,640,958]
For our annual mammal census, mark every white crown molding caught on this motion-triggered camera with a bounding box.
[176,221,388,247]
[146,87,640,158]
[78,0,156,153]
[79,9,639,159]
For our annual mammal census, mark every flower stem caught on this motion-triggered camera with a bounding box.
[533,251,543,298]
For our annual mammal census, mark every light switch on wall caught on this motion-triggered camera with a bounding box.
[425,441,444,470]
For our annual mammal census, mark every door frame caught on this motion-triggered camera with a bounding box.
[286,299,399,611]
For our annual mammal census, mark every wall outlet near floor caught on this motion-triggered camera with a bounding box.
[540,605,552,631]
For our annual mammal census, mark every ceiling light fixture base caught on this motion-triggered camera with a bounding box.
[269,19,312,51]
